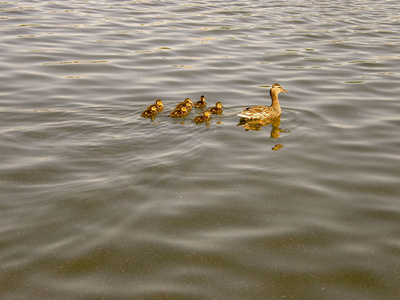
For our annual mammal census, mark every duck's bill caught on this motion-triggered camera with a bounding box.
[282,89,289,93]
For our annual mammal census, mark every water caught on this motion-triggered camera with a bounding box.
[1,0,400,298]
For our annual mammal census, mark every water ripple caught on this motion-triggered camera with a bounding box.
[1,0,400,298]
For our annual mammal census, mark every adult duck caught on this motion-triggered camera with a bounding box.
[237,83,288,119]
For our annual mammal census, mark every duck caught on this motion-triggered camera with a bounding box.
[180,102,192,112]
[141,105,158,118]
[237,83,288,120]
[147,99,164,112]
[209,102,223,114]
[169,106,189,118]
[175,98,193,111]
[193,110,211,123]
[194,95,207,108]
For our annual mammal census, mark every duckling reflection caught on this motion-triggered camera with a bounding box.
[237,115,284,139]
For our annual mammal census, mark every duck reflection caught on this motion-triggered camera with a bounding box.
[237,115,283,135]
[237,116,288,150]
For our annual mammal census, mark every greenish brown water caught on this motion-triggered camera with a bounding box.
[1,0,400,299]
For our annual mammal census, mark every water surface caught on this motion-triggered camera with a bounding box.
[1,0,400,298]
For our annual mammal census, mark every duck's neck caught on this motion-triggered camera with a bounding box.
[270,89,281,112]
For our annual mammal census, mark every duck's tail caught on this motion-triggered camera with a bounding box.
[237,113,251,119]
[237,109,254,119]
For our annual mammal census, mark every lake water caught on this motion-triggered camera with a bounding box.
[1,0,400,298]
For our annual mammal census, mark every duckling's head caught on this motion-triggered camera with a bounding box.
[271,83,288,93]
[180,106,187,112]
[184,98,192,103]
[216,102,223,108]
[204,110,211,117]
[200,95,205,101]
[150,106,157,112]
[155,99,163,107]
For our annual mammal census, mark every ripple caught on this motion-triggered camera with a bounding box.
[2,0,400,299]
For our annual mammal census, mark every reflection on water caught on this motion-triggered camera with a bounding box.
[2,0,400,298]
[272,144,284,151]
[237,116,281,134]
[237,116,289,151]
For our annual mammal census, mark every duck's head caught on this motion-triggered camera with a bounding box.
[200,95,206,101]
[185,98,192,104]
[271,83,288,93]
[215,102,223,108]
[204,110,211,117]
[180,106,187,112]
[150,106,157,112]
[184,102,192,109]
[155,99,163,107]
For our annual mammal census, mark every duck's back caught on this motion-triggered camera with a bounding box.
[238,105,279,119]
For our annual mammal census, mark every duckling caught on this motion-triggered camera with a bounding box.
[147,99,164,112]
[169,106,189,118]
[194,95,207,108]
[180,102,192,112]
[209,102,223,114]
[141,105,158,118]
[193,110,211,124]
[237,83,288,120]
[175,98,193,111]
